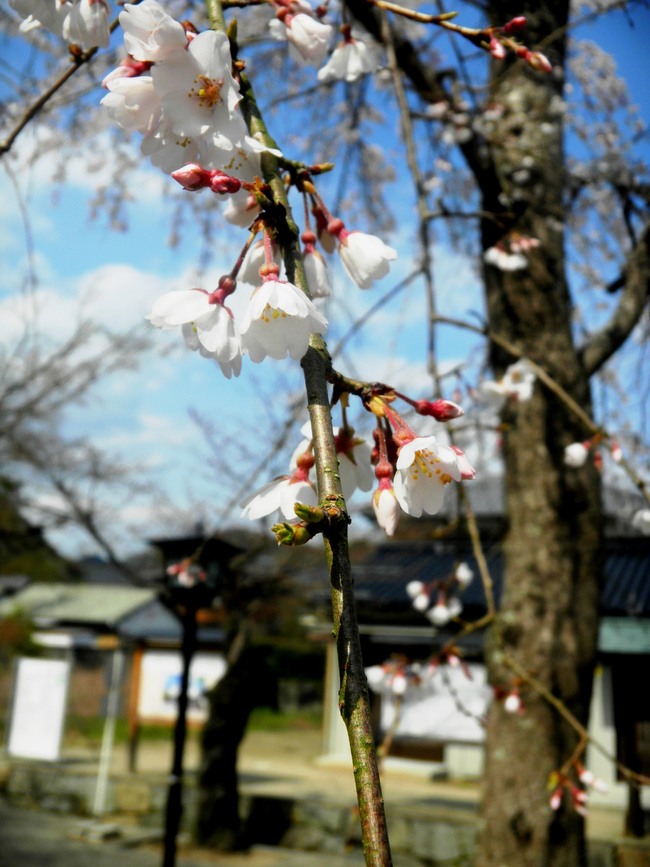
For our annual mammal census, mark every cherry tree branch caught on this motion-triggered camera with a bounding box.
[0,12,127,157]
[233,33,393,867]
[579,224,650,377]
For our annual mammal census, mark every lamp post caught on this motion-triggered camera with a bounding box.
[159,560,219,867]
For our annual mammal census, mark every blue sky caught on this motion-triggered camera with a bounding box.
[1,1,648,557]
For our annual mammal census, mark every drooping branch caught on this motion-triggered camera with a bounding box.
[343,0,499,198]
[579,224,650,377]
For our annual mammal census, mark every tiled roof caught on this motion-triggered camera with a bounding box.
[354,538,650,622]
[0,583,157,628]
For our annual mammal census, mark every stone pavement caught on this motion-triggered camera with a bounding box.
[1,728,646,866]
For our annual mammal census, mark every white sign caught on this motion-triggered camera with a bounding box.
[137,650,226,723]
[7,657,70,761]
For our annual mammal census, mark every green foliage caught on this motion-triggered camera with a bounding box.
[247,706,323,732]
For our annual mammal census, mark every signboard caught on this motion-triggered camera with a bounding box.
[7,657,70,761]
[137,650,226,723]
[378,663,491,743]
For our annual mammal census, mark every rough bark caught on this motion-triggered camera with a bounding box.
[477,2,603,865]
[195,637,274,849]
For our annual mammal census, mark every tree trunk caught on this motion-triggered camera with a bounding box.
[195,632,275,850]
[477,2,603,865]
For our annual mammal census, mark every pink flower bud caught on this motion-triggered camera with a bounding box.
[415,398,465,421]
[171,164,210,191]
[489,37,506,60]
[503,16,526,34]
[549,788,563,810]
[208,170,242,195]
[610,441,623,463]
[527,51,552,73]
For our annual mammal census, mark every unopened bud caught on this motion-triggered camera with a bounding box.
[208,170,241,195]
[326,217,344,237]
[171,163,210,191]
[415,398,464,421]
[527,51,552,73]
[503,16,526,34]
[489,36,506,60]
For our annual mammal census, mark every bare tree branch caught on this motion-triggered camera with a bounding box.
[580,224,650,377]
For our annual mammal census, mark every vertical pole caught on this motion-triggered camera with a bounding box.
[93,647,125,817]
[162,607,197,867]
[127,644,143,773]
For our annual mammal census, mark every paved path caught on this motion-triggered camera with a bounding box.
[0,802,367,867]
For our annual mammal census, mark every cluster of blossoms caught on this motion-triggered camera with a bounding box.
[240,392,475,540]
[548,763,607,817]
[268,2,379,83]
[365,656,421,698]
[483,15,552,72]
[166,559,207,587]
[564,437,650,538]
[478,358,537,408]
[97,1,396,375]
[563,436,622,471]
[11,0,110,50]
[406,562,474,627]
[101,0,275,176]
[483,234,540,272]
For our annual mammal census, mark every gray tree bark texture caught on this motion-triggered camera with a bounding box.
[477,2,602,865]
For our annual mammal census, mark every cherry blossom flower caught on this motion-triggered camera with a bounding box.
[224,191,261,228]
[336,229,397,289]
[102,56,153,88]
[609,440,623,463]
[577,765,608,793]
[62,0,110,49]
[11,0,69,37]
[484,245,529,271]
[303,247,332,298]
[549,787,564,811]
[502,359,536,400]
[393,435,461,517]
[317,28,379,83]
[240,475,317,520]
[372,484,400,537]
[454,562,474,587]
[12,0,109,49]
[269,8,333,66]
[291,420,373,499]
[632,509,650,535]
[239,279,328,362]
[412,591,432,612]
[504,690,523,714]
[146,287,242,377]
[480,359,536,407]
[564,441,590,467]
[425,595,462,626]
[151,30,241,139]
[101,76,162,135]
[334,428,374,497]
[450,445,477,480]
[119,0,188,62]
[406,580,424,599]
